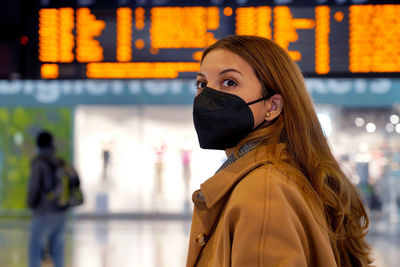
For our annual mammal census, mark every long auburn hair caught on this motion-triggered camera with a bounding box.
[201,35,373,267]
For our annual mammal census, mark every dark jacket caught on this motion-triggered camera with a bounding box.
[27,148,67,214]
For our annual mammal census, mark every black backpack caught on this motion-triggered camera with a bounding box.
[48,163,84,208]
[38,157,84,208]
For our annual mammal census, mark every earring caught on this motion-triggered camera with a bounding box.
[265,112,271,119]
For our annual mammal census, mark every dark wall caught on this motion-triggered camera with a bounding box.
[0,1,39,79]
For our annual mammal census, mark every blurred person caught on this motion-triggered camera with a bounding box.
[27,130,81,267]
[187,35,372,267]
[154,140,166,196]
[102,149,111,182]
[152,139,166,211]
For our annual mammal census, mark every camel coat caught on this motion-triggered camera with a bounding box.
[186,143,337,267]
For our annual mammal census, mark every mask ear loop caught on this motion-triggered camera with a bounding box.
[246,87,276,106]
[246,96,268,106]
[247,96,270,130]
[247,92,275,129]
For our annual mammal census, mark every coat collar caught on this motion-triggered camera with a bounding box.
[199,143,288,210]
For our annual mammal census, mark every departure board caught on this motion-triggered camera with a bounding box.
[36,1,400,79]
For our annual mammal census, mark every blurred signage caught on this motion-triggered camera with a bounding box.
[1,79,400,107]
[36,1,400,79]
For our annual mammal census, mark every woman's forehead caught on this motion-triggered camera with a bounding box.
[200,49,253,76]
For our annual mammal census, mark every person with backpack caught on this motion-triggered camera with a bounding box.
[27,130,83,267]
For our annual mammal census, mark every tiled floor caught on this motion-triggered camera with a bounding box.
[0,216,398,267]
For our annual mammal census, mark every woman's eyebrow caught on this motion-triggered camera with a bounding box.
[219,68,243,76]
[196,72,206,78]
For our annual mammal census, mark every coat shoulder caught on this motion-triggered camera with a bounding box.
[224,162,316,233]
[228,163,306,207]
[226,162,330,244]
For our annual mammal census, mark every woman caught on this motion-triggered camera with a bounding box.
[187,35,372,267]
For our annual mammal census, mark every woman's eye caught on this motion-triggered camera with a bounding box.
[222,79,237,87]
[196,81,207,89]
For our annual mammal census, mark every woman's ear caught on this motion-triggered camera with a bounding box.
[265,94,283,121]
